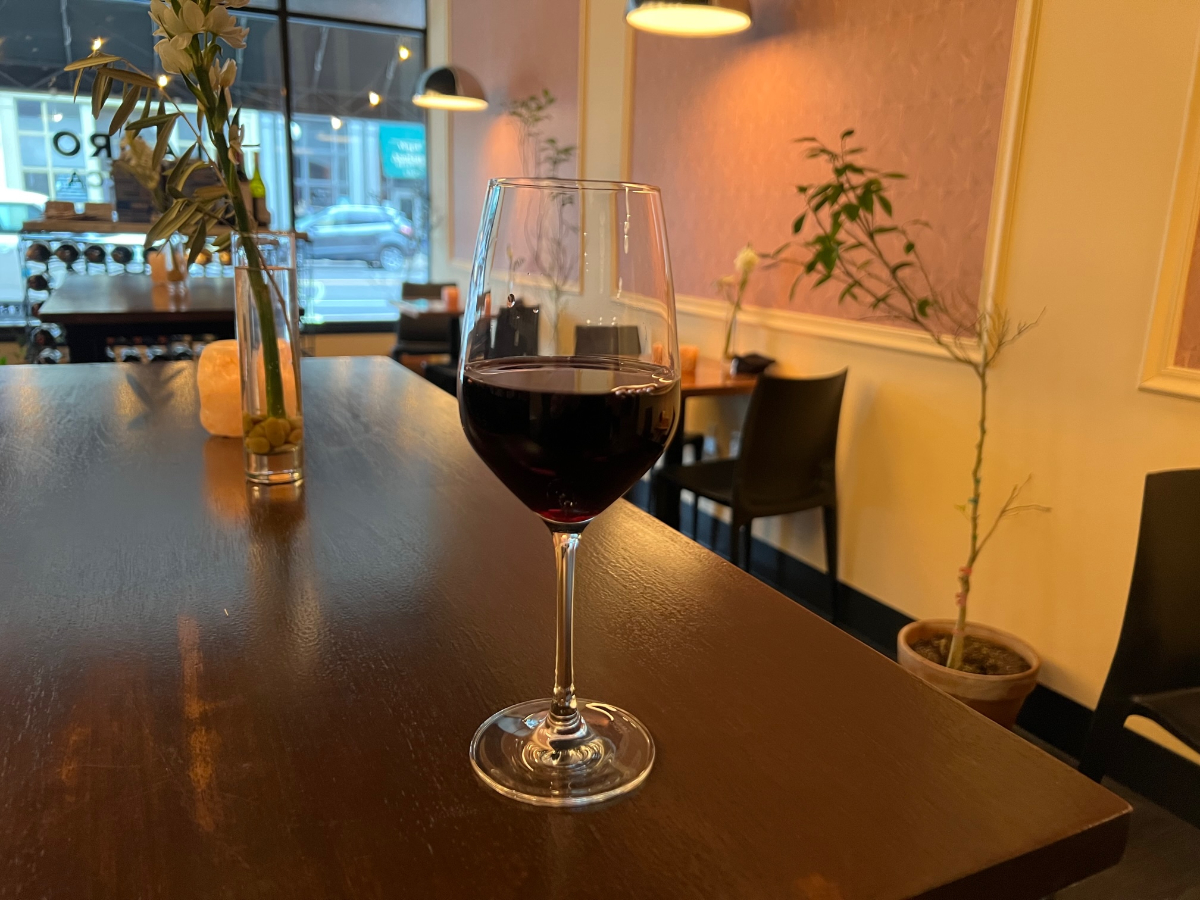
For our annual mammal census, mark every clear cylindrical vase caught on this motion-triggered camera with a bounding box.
[233,232,304,485]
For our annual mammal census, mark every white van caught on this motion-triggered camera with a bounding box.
[0,187,48,306]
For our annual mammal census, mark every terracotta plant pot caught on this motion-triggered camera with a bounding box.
[896,619,1041,728]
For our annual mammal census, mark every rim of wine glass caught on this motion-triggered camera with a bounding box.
[489,176,661,193]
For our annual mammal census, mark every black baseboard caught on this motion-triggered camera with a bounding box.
[630,482,1200,829]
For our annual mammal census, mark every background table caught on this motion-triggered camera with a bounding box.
[655,357,757,527]
[0,359,1127,898]
[38,273,236,361]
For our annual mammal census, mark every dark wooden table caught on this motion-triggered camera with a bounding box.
[38,273,236,361]
[656,357,758,528]
[0,359,1128,899]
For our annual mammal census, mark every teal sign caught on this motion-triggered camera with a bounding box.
[380,122,426,180]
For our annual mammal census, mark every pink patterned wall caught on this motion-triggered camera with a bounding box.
[450,0,579,262]
[1174,227,1200,367]
[630,0,1018,320]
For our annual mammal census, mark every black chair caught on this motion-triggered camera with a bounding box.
[573,323,705,462]
[657,370,847,620]
[423,304,542,395]
[390,283,457,361]
[575,324,641,356]
[1079,469,1200,781]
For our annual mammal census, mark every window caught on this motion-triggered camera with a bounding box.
[0,204,41,234]
[0,0,430,327]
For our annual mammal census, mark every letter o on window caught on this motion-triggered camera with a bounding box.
[52,131,82,157]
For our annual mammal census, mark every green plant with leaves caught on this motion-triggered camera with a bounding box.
[65,0,289,422]
[507,89,576,178]
[762,129,1046,670]
[504,90,578,334]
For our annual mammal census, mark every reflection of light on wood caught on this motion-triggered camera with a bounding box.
[203,436,249,522]
[177,616,220,832]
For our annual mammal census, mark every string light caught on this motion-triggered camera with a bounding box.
[91,37,104,52]
[156,75,169,88]
[398,45,410,61]
[368,91,381,107]
[330,116,343,130]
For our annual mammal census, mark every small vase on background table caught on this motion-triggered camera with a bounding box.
[233,232,304,485]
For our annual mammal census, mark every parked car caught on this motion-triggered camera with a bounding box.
[295,205,417,271]
[0,188,48,306]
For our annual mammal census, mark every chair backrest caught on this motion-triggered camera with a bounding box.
[401,282,456,301]
[574,324,641,357]
[1101,469,1200,701]
[397,311,457,344]
[733,370,847,515]
[494,304,540,357]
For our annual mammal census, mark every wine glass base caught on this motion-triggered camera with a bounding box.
[470,699,655,807]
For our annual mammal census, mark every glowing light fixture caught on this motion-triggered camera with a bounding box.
[412,65,487,112]
[625,0,751,37]
[156,74,169,88]
[398,45,411,61]
[368,90,381,107]
[91,37,104,51]
[330,116,343,130]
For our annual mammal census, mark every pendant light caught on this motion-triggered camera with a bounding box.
[412,66,488,112]
[626,0,751,37]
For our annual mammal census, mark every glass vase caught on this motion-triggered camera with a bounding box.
[233,232,304,485]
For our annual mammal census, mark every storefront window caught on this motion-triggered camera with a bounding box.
[0,0,429,327]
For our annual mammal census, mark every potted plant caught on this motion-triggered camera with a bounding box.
[759,130,1047,727]
[67,0,304,485]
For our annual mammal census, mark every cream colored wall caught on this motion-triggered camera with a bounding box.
[427,0,1200,764]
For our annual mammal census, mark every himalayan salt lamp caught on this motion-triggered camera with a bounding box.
[680,344,699,375]
[197,340,242,437]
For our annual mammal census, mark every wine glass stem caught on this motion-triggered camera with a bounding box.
[550,530,581,732]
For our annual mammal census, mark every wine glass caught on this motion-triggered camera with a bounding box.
[458,178,681,806]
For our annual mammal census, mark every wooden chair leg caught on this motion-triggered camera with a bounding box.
[822,505,840,625]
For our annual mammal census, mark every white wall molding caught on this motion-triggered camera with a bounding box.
[1140,25,1200,402]
[674,292,978,364]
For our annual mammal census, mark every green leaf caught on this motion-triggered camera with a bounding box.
[840,128,855,140]
[878,195,893,216]
[151,117,177,172]
[904,241,915,254]
[792,213,806,235]
[883,172,907,180]
[192,184,230,202]
[787,272,804,302]
[126,112,179,133]
[917,298,931,317]
[145,199,188,247]
[107,83,142,136]
[65,53,122,71]
[814,272,834,286]
[168,143,197,191]
[187,222,208,267]
[95,67,158,89]
[842,203,860,222]
[91,71,112,120]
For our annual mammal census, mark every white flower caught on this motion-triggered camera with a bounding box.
[204,6,249,49]
[150,0,204,40]
[154,37,194,75]
[209,58,237,105]
[734,244,758,278]
[227,121,244,163]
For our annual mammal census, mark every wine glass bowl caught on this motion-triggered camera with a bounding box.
[459,178,680,806]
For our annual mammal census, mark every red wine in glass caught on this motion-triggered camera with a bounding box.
[461,356,679,525]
